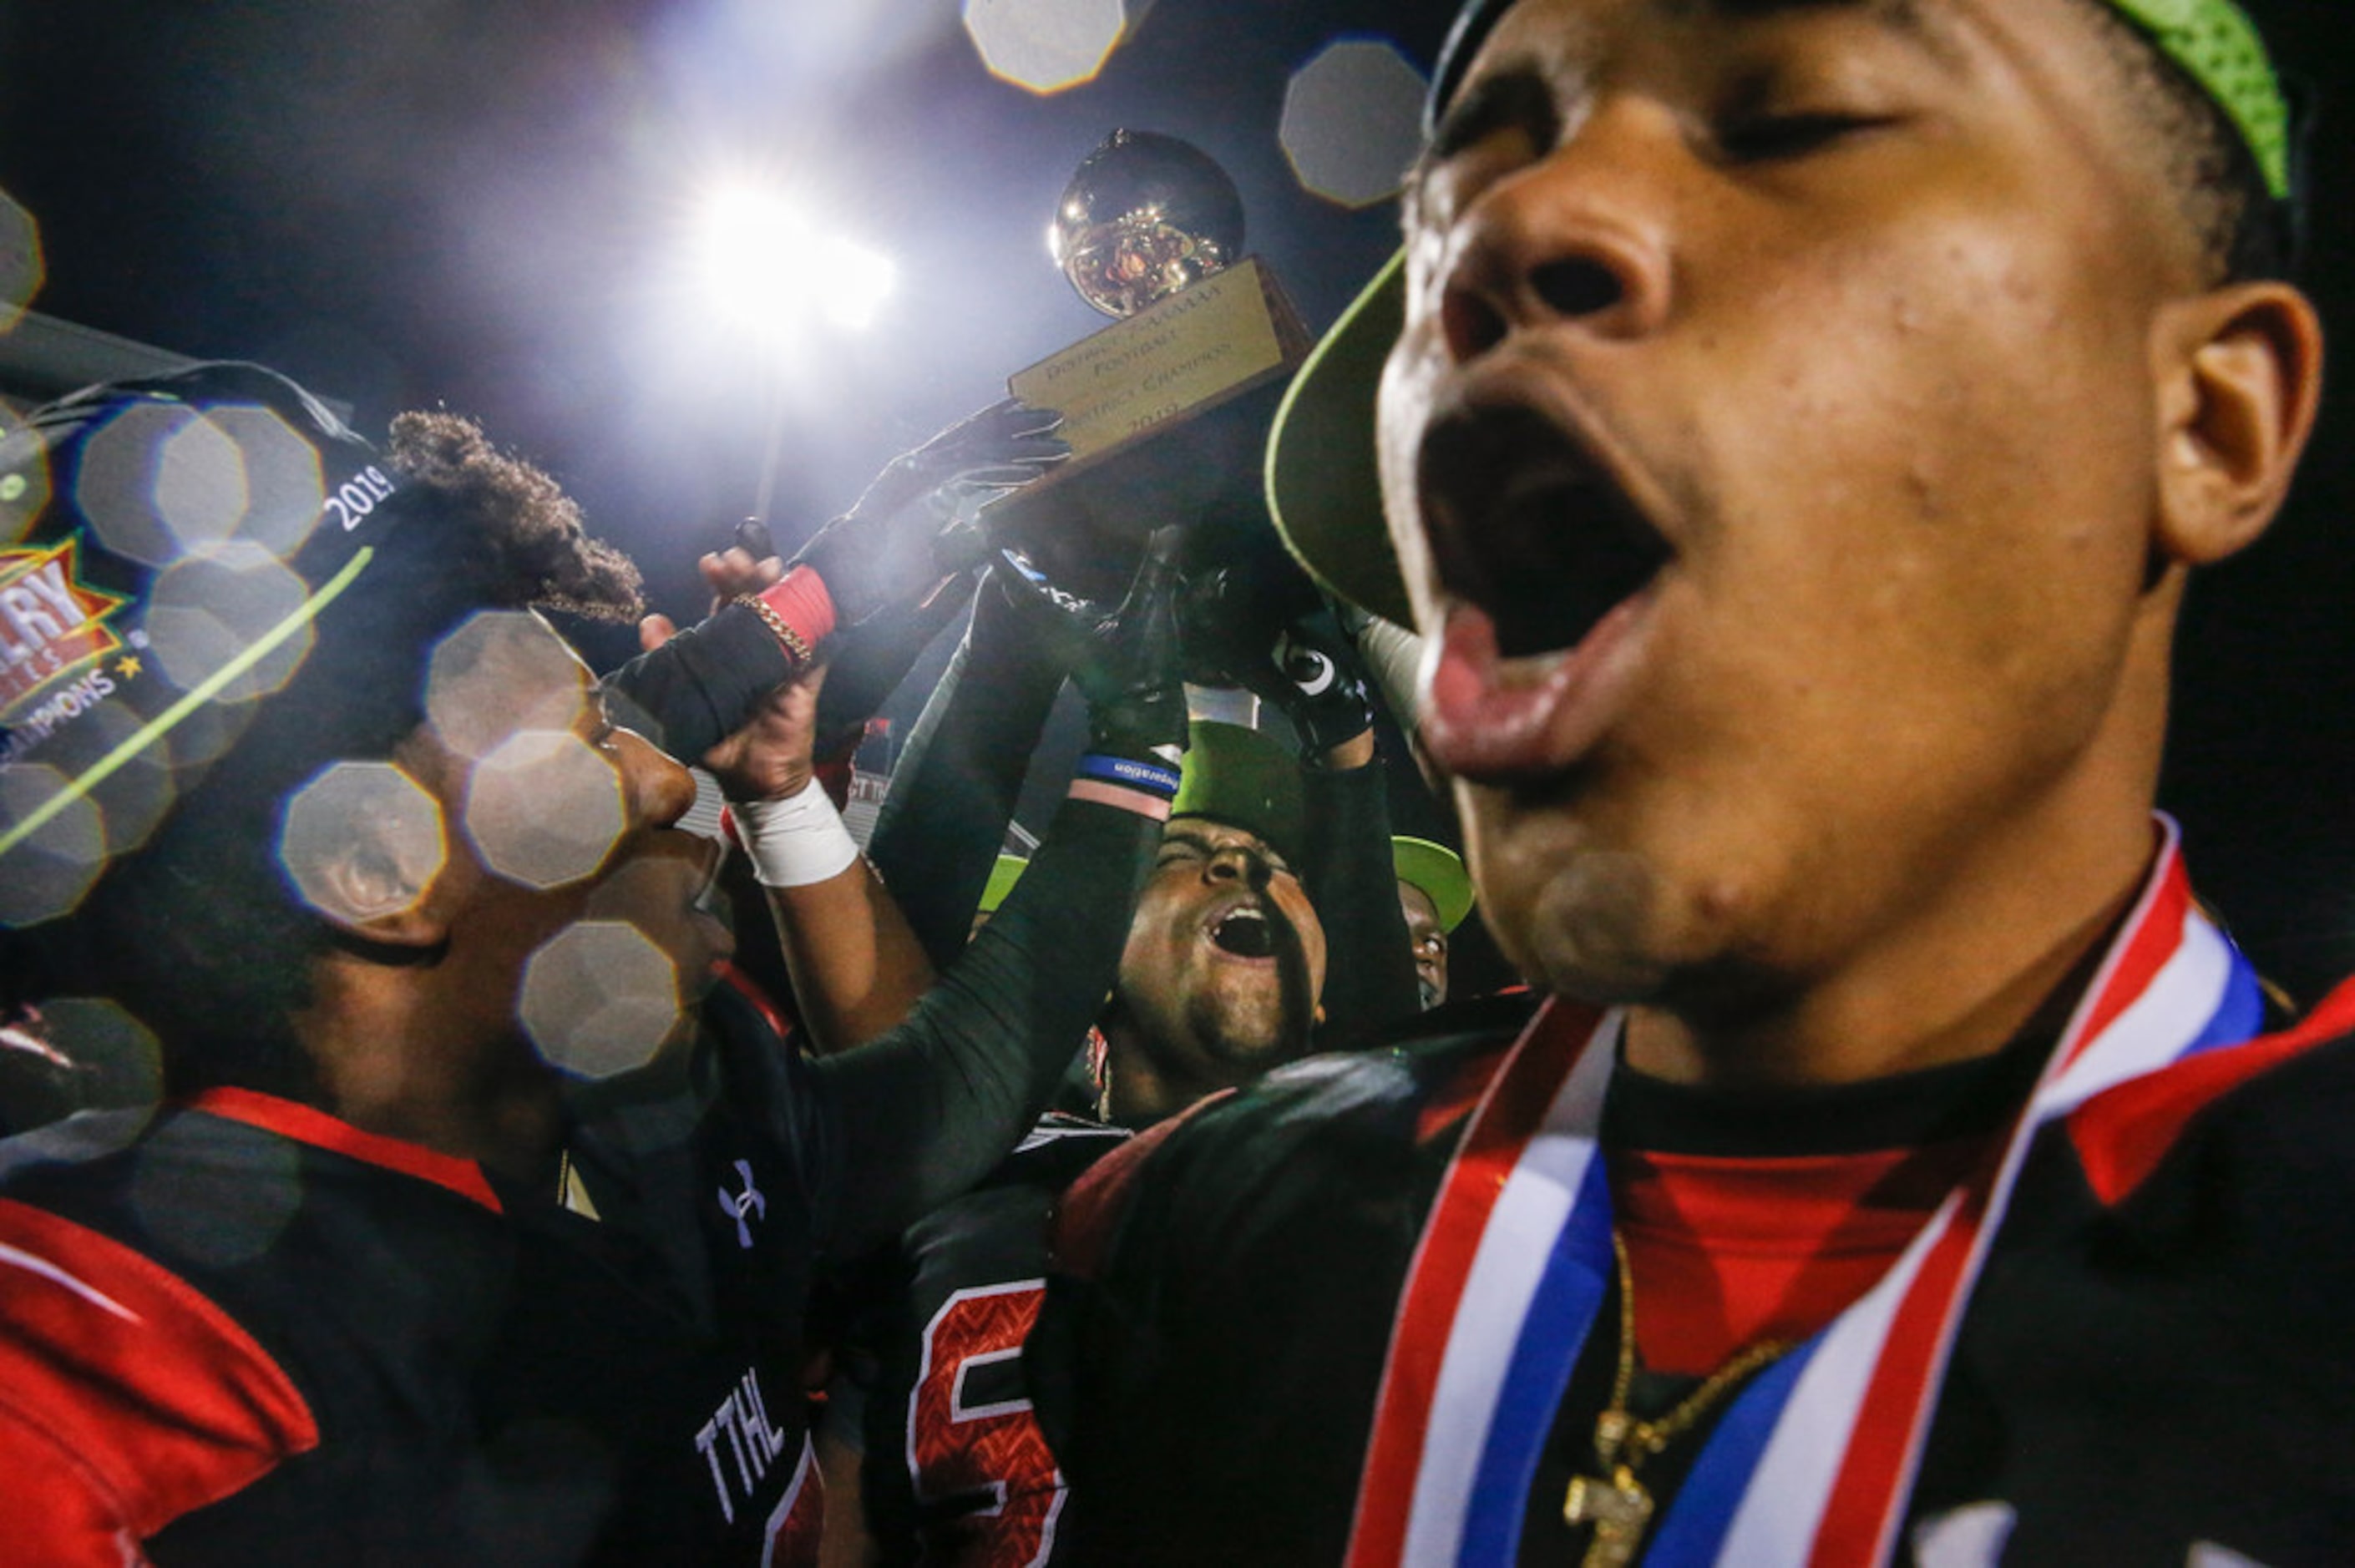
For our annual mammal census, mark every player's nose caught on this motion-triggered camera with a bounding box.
[1436,96,1677,366]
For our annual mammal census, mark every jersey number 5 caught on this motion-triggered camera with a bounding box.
[908,1280,1062,1566]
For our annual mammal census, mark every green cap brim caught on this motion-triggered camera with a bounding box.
[1392,835,1474,933]
[1265,249,1412,627]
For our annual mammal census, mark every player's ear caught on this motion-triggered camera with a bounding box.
[2150,279,2324,569]
[308,836,451,950]
[281,768,456,951]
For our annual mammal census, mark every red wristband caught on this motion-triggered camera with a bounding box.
[756,565,838,654]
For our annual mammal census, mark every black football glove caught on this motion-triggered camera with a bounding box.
[602,600,796,763]
[994,526,1188,760]
[790,397,1066,627]
[1179,566,1375,760]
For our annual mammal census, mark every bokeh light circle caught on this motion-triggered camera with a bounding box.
[1280,38,1428,209]
[26,996,165,1112]
[519,920,685,1078]
[279,761,448,927]
[198,405,330,559]
[463,728,625,889]
[0,191,43,335]
[0,761,106,924]
[427,610,588,763]
[144,540,314,703]
[77,404,225,568]
[0,409,53,546]
[961,0,1151,95]
[133,1126,303,1268]
[33,697,184,867]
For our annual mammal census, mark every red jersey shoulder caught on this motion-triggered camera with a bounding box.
[1046,1096,1224,1283]
[2067,975,2355,1206]
[1046,1006,1532,1283]
[0,1196,317,1556]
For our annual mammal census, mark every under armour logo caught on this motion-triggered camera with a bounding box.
[717,1159,766,1249]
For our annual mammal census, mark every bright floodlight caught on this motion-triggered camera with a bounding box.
[697,184,897,338]
[1281,38,1427,209]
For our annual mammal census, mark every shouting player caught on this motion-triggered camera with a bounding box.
[1033,2,2351,1563]
[808,547,1421,1563]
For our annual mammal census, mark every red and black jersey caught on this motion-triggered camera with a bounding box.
[0,975,829,1565]
[1031,852,2355,1566]
[847,1111,1130,1567]
[0,786,1165,1564]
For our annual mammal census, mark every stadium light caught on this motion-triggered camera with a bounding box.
[696,182,898,340]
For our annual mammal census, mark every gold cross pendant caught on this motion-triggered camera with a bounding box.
[1563,1464,1654,1568]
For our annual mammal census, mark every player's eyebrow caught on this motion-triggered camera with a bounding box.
[1407,0,1945,208]
[1669,0,1952,64]
[1426,63,1561,164]
[1157,826,1290,873]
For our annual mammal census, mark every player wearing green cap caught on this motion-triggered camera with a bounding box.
[1033,2,2349,1563]
[1394,835,1476,1009]
[799,537,1422,1564]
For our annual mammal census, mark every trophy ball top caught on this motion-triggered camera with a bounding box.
[1052,129,1247,319]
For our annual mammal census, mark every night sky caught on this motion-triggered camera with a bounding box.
[4,0,2351,997]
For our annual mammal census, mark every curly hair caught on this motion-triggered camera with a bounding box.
[384,411,645,622]
[11,410,647,1096]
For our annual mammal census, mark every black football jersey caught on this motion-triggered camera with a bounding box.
[854,1112,1129,1566]
[0,974,833,1565]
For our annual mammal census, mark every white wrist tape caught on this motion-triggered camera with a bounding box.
[733,776,860,888]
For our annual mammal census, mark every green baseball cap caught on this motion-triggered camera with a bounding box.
[1392,836,1474,933]
[1169,720,1305,868]
[1265,0,2297,628]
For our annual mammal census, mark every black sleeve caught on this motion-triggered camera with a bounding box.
[810,796,1154,1257]
[867,604,1067,972]
[1303,759,1421,1050]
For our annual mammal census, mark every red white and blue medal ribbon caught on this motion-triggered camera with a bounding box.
[1345,817,2265,1566]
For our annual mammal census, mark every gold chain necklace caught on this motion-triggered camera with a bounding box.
[1562,1232,1793,1568]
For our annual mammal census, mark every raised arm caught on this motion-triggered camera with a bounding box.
[812,530,1188,1252]
[1183,570,1422,1046]
[865,569,1070,971]
[606,400,1067,1054]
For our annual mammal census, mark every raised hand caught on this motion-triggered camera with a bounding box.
[1180,566,1375,762]
[994,525,1188,760]
[790,399,1067,628]
[625,612,827,802]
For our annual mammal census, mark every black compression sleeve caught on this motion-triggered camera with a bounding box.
[811,795,1154,1256]
[602,603,797,761]
[868,609,1066,971]
[1304,760,1421,1050]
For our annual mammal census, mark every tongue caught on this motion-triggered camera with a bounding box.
[1421,598,1650,782]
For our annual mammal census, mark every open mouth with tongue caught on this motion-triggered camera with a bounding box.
[1208,903,1278,960]
[1414,403,1677,781]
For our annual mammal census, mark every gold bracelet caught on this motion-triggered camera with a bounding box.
[735,593,814,667]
